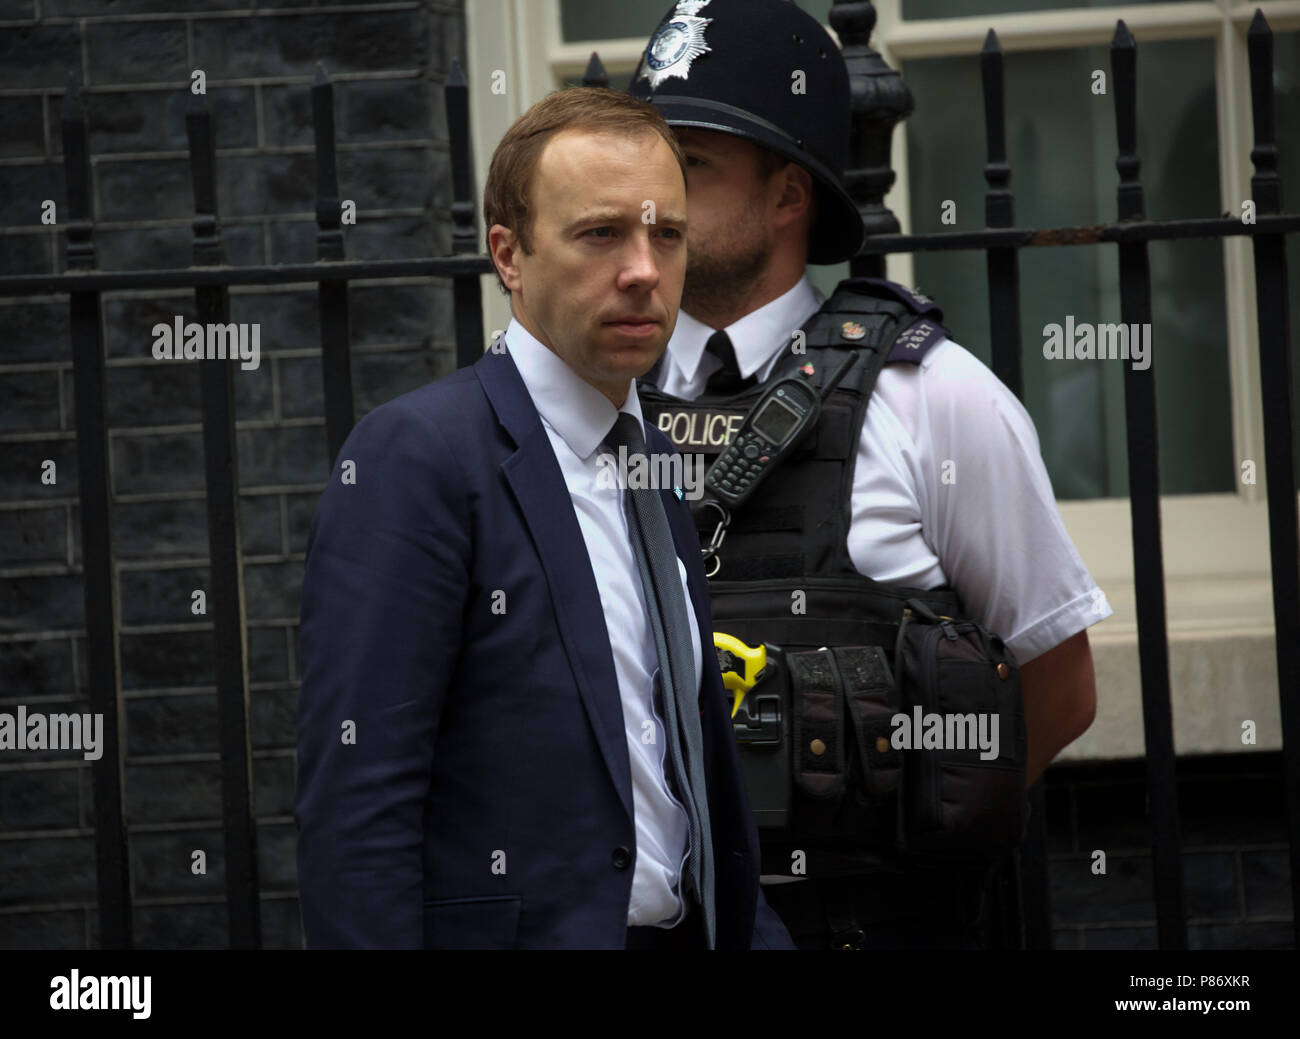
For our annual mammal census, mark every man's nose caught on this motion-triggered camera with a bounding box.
[617,232,661,292]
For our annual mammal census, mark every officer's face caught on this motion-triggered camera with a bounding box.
[491,128,686,407]
[674,128,779,319]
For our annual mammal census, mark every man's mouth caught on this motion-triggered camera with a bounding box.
[606,317,660,337]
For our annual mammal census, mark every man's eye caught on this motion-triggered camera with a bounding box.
[585,227,614,238]
[659,228,683,240]
[685,155,705,167]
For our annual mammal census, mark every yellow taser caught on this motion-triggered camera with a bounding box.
[713,632,768,718]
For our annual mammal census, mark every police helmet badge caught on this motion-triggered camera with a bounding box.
[640,0,713,90]
[840,321,867,341]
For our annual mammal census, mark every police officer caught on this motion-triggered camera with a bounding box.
[629,0,1112,950]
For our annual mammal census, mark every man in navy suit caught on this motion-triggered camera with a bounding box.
[295,87,793,949]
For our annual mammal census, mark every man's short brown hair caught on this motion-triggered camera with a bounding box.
[483,87,687,293]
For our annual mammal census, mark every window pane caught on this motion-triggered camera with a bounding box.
[904,39,1231,499]
[560,0,672,43]
[791,0,835,23]
[904,0,1199,19]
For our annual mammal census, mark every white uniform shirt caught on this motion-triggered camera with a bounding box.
[654,275,1114,664]
[506,318,702,928]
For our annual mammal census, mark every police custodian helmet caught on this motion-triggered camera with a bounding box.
[629,0,865,264]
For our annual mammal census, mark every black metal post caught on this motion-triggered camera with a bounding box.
[61,72,133,951]
[1112,20,1186,950]
[1245,9,1300,948]
[979,31,1042,950]
[448,58,486,368]
[185,92,261,949]
[582,51,609,88]
[832,0,914,279]
[981,30,1025,400]
[313,64,356,469]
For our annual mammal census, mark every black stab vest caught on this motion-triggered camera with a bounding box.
[638,278,970,870]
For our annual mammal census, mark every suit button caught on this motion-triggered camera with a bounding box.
[612,846,632,870]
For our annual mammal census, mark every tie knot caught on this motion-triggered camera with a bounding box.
[604,412,647,456]
[703,329,755,395]
[704,330,737,369]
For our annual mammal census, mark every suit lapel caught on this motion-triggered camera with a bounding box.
[475,347,635,825]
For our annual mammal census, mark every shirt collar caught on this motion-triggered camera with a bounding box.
[665,275,823,383]
[504,317,645,460]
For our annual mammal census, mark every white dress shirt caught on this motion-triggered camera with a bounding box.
[505,318,704,928]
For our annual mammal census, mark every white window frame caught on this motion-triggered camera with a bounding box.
[464,0,1300,757]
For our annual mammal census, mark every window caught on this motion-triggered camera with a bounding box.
[904,38,1230,499]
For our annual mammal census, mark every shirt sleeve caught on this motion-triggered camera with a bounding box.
[889,339,1113,664]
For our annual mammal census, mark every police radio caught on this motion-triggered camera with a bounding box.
[703,355,856,509]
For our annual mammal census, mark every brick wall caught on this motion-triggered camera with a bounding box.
[0,0,465,949]
[1045,753,1293,950]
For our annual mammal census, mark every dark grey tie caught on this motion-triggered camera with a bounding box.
[704,329,756,395]
[603,411,716,949]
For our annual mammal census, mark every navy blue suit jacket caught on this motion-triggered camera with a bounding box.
[295,344,793,949]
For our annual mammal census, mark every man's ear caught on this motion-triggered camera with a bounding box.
[771,164,814,231]
[488,224,524,293]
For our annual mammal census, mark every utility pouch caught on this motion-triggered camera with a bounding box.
[836,645,902,802]
[787,648,847,810]
[892,599,1028,861]
[783,645,900,838]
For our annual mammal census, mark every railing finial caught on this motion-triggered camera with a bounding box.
[583,51,609,88]
[830,0,914,274]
